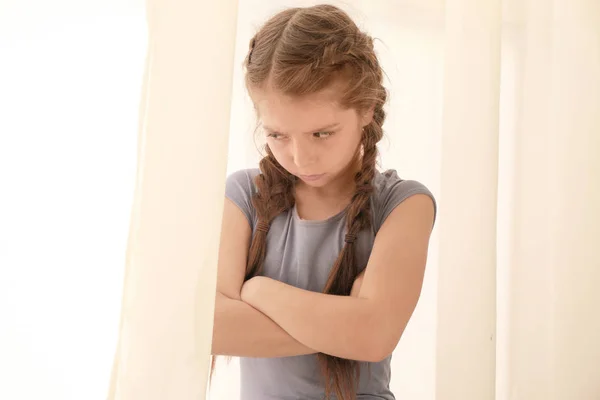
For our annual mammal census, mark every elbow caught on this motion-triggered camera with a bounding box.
[352,342,391,363]
[362,340,396,363]
[361,323,405,363]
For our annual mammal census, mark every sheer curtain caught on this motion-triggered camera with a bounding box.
[1,1,598,400]
[106,0,238,399]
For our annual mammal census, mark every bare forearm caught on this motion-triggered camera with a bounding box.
[211,292,315,358]
[242,278,387,362]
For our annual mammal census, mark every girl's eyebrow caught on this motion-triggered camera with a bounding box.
[263,122,340,135]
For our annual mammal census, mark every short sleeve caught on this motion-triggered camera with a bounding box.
[225,168,260,229]
[373,170,437,233]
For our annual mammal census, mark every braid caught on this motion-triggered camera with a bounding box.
[320,32,375,69]
[246,146,296,280]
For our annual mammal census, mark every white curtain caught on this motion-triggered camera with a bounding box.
[106,0,239,399]
[506,1,600,398]
[1,1,598,400]
[436,1,501,399]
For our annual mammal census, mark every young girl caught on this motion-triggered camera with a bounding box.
[212,4,436,400]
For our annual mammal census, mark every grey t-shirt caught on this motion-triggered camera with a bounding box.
[225,168,436,400]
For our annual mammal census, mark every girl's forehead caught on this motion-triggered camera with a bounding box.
[258,97,358,134]
[254,87,341,111]
[250,83,361,134]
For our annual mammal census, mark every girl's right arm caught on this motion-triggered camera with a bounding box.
[211,198,315,358]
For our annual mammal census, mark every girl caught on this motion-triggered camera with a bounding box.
[212,4,436,400]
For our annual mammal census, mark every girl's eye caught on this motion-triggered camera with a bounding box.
[313,131,333,139]
[267,133,285,140]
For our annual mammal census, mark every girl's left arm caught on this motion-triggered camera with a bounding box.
[241,193,435,363]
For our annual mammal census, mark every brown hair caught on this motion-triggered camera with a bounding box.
[240,5,388,400]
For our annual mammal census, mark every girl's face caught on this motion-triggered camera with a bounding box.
[253,87,373,188]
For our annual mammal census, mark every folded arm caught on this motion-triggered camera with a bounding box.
[241,194,435,362]
[213,273,364,358]
[212,292,314,357]
[211,198,314,358]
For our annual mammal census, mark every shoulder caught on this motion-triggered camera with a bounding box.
[226,168,260,195]
[371,169,437,233]
[225,168,261,227]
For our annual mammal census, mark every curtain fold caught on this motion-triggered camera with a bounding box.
[435,0,502,398]
[508,0,600,398]
[547,0,600,397]
[507,0,554,398]
[106,1,239,399]
[508,0,555,398]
